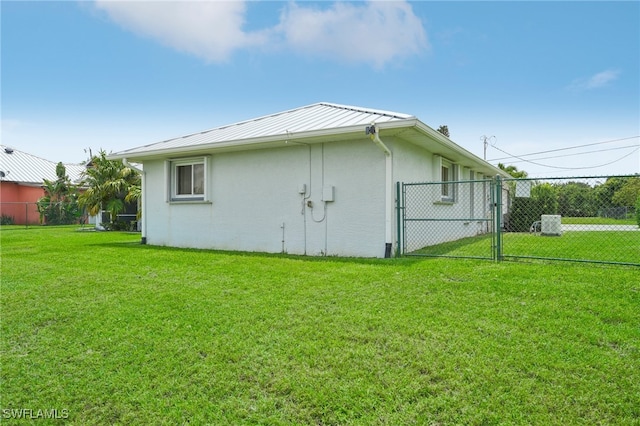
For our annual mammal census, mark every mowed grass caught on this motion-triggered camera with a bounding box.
[1,226,639,425]
[411,231,640,265]
[503,231,640,264]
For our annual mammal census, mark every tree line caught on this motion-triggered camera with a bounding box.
[498,164,640,230]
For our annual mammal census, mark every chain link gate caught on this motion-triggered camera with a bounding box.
[397,175,640,266]
[396,179,497,260]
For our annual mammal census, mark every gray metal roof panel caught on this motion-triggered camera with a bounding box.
[113,102,415,157]
[0,145,85,185]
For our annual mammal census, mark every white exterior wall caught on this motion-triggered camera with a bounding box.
[142,139,388,257]
[390,140,493,252]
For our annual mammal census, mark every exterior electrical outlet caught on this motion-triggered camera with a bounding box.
[322,185,335,202]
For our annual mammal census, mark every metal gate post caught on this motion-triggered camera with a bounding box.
[395,181,403,257]
[494,176,503,262]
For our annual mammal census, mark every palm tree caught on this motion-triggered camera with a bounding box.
[37,162,80,224]
[78,150,141,226]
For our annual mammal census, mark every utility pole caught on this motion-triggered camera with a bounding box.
[481,135,495,160]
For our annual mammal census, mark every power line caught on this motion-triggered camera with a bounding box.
[501,143,640,165]
[487,135,639,162]
[489,143,640,170]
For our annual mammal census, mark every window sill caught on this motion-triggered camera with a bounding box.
[169,199,212,205]
[433,200,455,206]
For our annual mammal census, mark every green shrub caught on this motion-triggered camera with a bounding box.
[507,198,542,232]
[37,200,81,225]
[102,220,138,231]
[0,214,15,225]
[635,196,640,227]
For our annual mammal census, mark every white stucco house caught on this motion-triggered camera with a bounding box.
[108,102,507,258]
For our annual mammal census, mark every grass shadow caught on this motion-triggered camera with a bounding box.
[93,237,431,268]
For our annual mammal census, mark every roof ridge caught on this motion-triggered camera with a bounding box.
[111,102,418,158]
[152,102,413,144]
[317,102,415,121]
[0,144,56,165]
[0,144,83,167]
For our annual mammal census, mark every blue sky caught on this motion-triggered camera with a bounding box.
[2,1,639,177]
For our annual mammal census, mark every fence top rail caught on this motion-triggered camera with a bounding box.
[502,174,639,182]
[400,179,494,186]
[0,202,43,205]
[404,218,492,222]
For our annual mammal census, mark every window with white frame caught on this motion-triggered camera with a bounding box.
[440,159,457,202]
[169,157,208,201]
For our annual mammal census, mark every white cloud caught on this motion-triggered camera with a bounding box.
[94,1,269,63]
[93,1,428,67]
[277,1,428,68]
[568,69,621,92]
[585,69,620,89]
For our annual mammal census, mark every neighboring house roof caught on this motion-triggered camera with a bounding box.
[109,102,508,177]
[0,145,85,186]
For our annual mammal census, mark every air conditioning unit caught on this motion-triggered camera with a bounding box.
[541,215,562,236]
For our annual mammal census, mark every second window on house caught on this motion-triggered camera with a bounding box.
[441,159,457,202]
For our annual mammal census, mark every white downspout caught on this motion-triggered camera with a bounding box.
[369,124,393,258]
[122,159,146,244]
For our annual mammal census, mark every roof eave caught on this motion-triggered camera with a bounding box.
[377,119,510,177]
[108,124,371,161]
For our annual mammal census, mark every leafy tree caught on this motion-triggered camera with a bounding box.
[507,183,558,232]
[531,183,558,214]
[498,163,528,179]
[436,125,450,138]
[594,177,628,207]
[557,182,597,217]
[611,176,640,206]
[78,150,141,227]
[36,162,81,225]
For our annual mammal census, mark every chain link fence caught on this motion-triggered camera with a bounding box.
[501,176,639,265]
[398,175,640,266]
[0,202,88,227]
[0,202,138,230]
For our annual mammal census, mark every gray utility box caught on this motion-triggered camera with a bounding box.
[541,215,562,236]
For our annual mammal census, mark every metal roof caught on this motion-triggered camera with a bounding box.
[107,102,508,177]
[0,145,85,185]
[112,102,415,158]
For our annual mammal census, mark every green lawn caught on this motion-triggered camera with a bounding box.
[503,231,640,264]
[1,226,639,424]
[410,230,640,265]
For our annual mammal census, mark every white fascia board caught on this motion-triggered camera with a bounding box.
[107,124,370,162]
[378,119,509,178]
